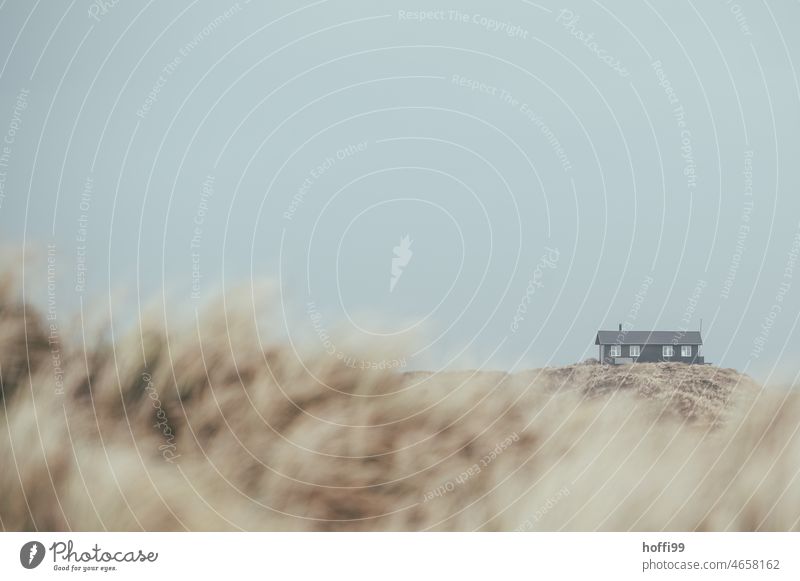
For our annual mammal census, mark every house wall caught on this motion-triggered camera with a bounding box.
[600,344,704,364]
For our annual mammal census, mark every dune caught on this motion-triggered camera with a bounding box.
[1,279,798,531]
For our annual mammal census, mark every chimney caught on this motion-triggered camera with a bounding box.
[619,323,622,332]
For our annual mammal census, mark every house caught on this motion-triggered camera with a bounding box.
[595,325,705,365]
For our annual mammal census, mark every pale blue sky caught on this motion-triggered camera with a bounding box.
[1,1,799,383]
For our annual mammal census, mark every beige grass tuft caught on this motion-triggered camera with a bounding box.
[1,280,798,531]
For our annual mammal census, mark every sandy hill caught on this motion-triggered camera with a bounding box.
[1,282,797,531]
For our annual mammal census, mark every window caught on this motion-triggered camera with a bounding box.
[681,345,692,357]
[629,345,641,357]
[610,345,621,357]
[663,345,674,357]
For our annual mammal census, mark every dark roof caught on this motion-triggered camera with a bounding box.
[595,330,703,346]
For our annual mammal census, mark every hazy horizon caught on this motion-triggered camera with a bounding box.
[2,1,800,383]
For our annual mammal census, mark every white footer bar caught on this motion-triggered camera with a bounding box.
[1,532,796,579]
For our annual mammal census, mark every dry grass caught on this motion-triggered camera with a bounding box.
[1,275,798,532]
